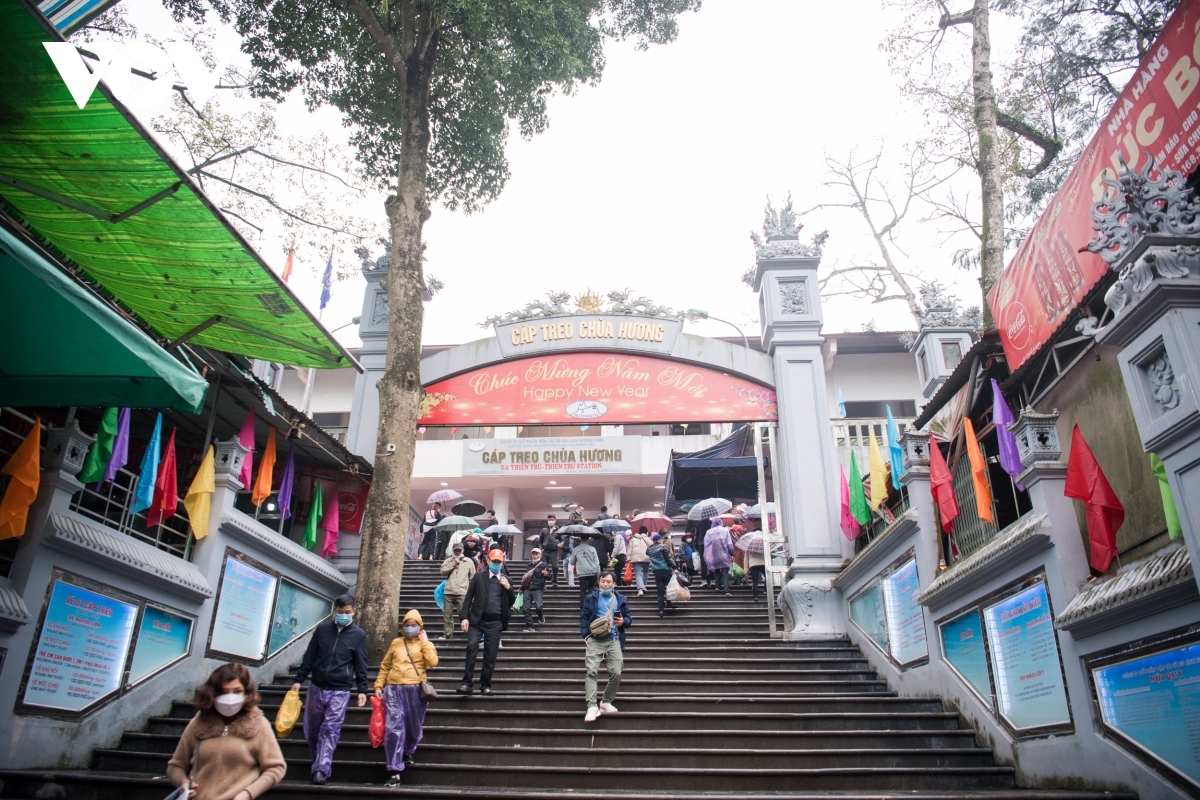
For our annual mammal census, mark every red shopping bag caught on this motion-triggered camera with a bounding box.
[368,695,385,749]
[623,561,633,584]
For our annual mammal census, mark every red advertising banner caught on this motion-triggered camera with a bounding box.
[419,353,778,425]
[988,0,1200,372]
[336,482,368,534]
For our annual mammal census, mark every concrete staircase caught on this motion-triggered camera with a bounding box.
[0,559,1137,799]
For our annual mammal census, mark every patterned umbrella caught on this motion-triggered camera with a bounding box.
[432,515,480,531]
[735,531,765,554]
[482,524,522,536]
[452,499,487,517]
[630,511,674,529]
[427,489,463,504]
[687,498,733,521]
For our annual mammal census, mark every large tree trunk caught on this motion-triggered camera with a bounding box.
[355,24,440,662]
[971,0,1004,326]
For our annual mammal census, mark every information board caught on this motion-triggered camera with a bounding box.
[882,558,928,664]
[269,580,331,655]
[849,579,889,652]
[209,556,277,661]
[129,606,193,684]
[983,582,1071,730]
[23,580,138,712]
[1093,641,1200,787]
[940,608,992,703]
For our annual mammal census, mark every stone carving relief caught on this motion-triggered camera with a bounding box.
[1145,353,1181,412]
[1087,152,1200,266]
[779,280,808,315]
[1103,246,1200,318]
[780,576,832,634]
[370,291,390,326]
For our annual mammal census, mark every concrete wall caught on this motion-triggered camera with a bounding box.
[827,351,924,410]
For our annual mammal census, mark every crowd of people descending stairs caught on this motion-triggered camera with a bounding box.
[105,509,1136,798]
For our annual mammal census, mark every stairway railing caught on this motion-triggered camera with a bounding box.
[752,421,789,637]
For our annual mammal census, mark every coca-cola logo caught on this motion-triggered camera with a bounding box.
[1004,302,1030,350]
[339,495,359,517]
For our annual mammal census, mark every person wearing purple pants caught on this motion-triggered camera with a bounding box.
[292,595,369,785]
[375,609,440,787]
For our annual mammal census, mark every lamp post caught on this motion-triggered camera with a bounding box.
[687,308,749,351]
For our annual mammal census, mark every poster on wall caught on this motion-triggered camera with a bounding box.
[129,605,193,684]
[269,580,331,655]
[849,579,889,652]
[983,582,1071,730]
[336,482,368,534]
[882,558,928,665]
[406,506,422,560]
[940,608,992,703]
[209,555,278,661]
[419,352,778,426]
[23,579,138,713]
[987,0,1200,372]
[1093,641,1200,788]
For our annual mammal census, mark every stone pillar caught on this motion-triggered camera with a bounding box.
[345,255,390,463]
[603,485,621,518]
[753,198,842,638]
[898,429,942,586]
[1010,409,1091,595]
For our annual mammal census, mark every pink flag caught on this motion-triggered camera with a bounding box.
[839,465,858,540]
[321,490,341,558]
[237,410,255,489]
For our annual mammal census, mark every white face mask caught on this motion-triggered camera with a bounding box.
[214,693,245,717]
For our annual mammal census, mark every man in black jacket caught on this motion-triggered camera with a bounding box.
[540,514,563,586]
[291,594,369,785]
[522,548,552,631]
[457,548,515,695]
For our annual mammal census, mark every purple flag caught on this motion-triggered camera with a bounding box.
[992,378,1025,491]
[278,443,296,520]
[103,408,131,484]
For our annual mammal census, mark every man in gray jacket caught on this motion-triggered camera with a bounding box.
[568,535,602,608]
[439,541,475,640]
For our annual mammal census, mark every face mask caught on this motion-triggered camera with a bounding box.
[402,625,421,638]
[334,613,353,626]
[600,588,613,597]
[214,694,245,717]
[489,562,502,574]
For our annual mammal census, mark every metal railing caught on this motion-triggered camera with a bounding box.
[69,461,196,561]
[949,443,999,560]
[831,417,915,476]
[752,421,790,637]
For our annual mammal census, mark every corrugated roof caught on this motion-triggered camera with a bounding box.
[0,4,360,371]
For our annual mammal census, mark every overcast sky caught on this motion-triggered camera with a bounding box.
[109,1,991,350]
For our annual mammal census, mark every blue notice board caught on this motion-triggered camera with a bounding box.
[24,581,138,712]
[129,606,192,684]
[269,581,330,655]
[850,579,889,652]
[882,558,928,664]
[983,582,1071,730]
[209,556,278,660]
[1093,641,1200,787]
[941,608,991,703]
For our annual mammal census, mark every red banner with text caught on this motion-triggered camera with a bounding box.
[988,0,1200,372]
[419,353,778,425]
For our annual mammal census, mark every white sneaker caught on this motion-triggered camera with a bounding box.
[637,589,645,597]
[584,706,601,722]
[599,702,618,714]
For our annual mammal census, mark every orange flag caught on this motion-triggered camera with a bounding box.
[282,245,294,282]
[0,418,41,540]
[252,428,277,507]
[964,418,994,523]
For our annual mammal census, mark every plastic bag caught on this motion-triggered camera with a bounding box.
[513,591,524,614]
[691,552,701,572]
[665,574,691,603]
[433,580,447,611]
[729,563,745,582]
[623,561,633,584]
[368,695,385,748]
[274,688,302,738]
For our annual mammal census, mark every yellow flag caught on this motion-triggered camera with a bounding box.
[0,418,40,540]
[964,418,994,523]
[868,430,888,510]
[184,446,216,539]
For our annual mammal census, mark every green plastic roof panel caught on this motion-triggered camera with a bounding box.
[0,223,209,412]
[0,3,360,371]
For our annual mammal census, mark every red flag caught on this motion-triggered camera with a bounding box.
[145,429,178,527]
[1065,425,1124,573]
[929,435,960,533]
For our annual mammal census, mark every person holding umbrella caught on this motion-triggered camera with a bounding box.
[704,517,735,595]
[744,532,766,601]
[420,501,443,560]
[646,533,678,617]
[628,526,653,596]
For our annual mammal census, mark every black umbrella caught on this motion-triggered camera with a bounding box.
[452,499,487,517]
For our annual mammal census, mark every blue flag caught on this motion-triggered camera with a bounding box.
[319,255,333,311]
[131,413,162,513]
[837,388,846,418]
[886,405,904,490]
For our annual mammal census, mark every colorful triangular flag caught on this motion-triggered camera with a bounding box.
[184,446,216,539]
[839,465,858,540]
[868,430,887,510]
[103,408,130,484]
[849,452,870,525]
[964,418,994,523]
[321,489,340,558]
[886,405,904,490]
[304,479,323,549]
[278,443,295,520]
[131,414,162,514]
[145,429,178,527]
[1150,453,1181,541]
[0,418,40,540]
[252,428,277,507]
[237,410,255,490]
[1065,425,1124,573]
[78,408,118,484]
[929,435,960,533]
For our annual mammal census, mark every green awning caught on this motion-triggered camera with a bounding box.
[0,3,360,371]
[0,222,209,412]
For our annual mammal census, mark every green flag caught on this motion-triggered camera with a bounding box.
[304,479,322,549]
[849,451,870,525]
[1150,453,1182,541]
[78,408,119,484]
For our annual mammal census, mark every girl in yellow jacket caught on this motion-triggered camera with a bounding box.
[375,609,439,786]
